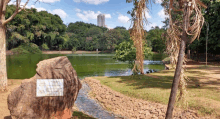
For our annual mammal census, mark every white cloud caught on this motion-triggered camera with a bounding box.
[8,1,28,7]
[145,23,163,31]
[8,1,14,5]
[36,7,47,12]
[49,9,68,19]
[146,22,157,30]
[29,5,46,12]
[76,10,111,21]
[76,13,88,21]
[105,14,111,18]
[118,14,130,24]
[30,5,35,8]
[39,0,60,3]
[155,0,162,4]
[144,11,151,19]
[73,0,109,5]
[158,9,168,19]
[75,8,81,12]
[8,2,46,12]
[73,0,81,2]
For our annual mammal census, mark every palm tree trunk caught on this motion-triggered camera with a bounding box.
[165,31,187,119]
[0,23,7,90]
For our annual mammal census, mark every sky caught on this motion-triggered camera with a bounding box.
[9,0,168,31]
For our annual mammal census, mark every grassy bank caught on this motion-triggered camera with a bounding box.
[92,65,220,117]
[72,111,96,119]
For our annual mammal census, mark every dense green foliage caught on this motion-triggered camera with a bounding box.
[114,40,152,71]
[11,43,42,55]
[190,0,220,56]
[66,22,130,51]
[6,5,166,53]
[41,43,49,50]
[161,0,220,57]
[6,5,66,51]
[146,26,166,53]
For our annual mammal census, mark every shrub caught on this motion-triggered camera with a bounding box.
[11,47,30,55]
[59,45,62,51]
[11,43,42,55]
[114,40,152,74]
[41,43,49,50]
[21,43,42,54]
[72,47,76,54]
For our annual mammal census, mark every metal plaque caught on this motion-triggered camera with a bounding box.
[36,79,63,97]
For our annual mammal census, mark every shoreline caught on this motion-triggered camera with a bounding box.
[6,50,109,55]
[83,77,214,119]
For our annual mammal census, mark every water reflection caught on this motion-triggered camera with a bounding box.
[7,54,166,79]
[75,83,119,119]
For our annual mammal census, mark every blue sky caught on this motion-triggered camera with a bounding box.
[9,0,168,30]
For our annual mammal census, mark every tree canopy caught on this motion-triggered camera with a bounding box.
[6,5,67,51]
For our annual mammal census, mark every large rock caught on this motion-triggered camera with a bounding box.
[7,56,82,119]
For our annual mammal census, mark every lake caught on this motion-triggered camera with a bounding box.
[6,53,167,79]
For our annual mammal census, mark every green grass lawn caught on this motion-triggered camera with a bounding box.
[72,111,96,119]
[93,66,220,117]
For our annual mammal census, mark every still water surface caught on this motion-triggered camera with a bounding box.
[7,53,166,79]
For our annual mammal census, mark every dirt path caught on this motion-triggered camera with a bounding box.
[84,77,214,119]
[0,80,22,119]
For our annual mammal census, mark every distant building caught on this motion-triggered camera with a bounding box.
[97,14,105,27]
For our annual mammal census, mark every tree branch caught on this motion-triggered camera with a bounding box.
[196,0,207,9]
[6,0,11,5]
[3,0,29,25]
[0,0,4,18]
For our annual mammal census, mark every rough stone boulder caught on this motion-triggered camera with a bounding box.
[7,56,82,119]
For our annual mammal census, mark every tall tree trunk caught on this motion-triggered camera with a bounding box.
[0,23,7,90]
[187,45,190,59]
[165,31,187,119]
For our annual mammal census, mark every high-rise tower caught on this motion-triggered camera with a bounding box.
[97,14,105,27]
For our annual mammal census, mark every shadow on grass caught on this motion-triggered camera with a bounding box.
[72,111,96,119]
[109,75,173,89]
[107,73,219,91]
[188,77,220,89]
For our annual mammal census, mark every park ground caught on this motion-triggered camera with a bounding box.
[1,59,220,118]
[85,60,220,118]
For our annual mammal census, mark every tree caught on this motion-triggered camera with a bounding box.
[104,29,123,51]
[5,6,67,51]
[0,0,31,90]
[165,0,207,118]
[127,0,149,74]
[66,21,108,51]
[190,0,220,57]
[146,26,166,53]
[114,40,152,74]
[114,26,126,30]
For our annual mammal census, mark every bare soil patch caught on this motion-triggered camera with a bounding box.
[0,79,22,119]
[84,77,213,119]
